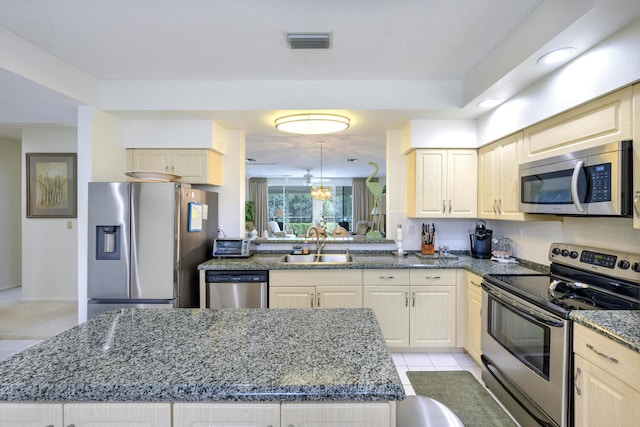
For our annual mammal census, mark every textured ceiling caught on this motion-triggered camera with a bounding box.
[1,0,638,179]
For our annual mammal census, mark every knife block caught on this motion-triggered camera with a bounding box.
[421,243,434,255]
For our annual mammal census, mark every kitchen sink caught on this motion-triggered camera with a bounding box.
[279,253,356,264]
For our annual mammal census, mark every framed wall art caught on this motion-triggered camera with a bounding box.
[26,153,77,218]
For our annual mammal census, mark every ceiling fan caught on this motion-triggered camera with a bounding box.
[303,170,330,186]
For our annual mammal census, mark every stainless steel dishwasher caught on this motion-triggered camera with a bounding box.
[205,270,268,308]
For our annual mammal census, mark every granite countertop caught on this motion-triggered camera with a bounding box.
[570,310,640,354]
[0,308,404,403]
[199,252,548,277]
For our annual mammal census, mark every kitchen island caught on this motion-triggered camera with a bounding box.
[0,308,403,426]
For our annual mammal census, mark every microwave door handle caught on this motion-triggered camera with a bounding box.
[571,160,586,212]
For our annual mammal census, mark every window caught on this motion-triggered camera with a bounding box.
[268,185,352,236]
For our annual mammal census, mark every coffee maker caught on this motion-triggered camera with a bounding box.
[470,220,492,259]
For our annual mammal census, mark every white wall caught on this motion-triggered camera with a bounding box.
[0,137,22,290]
[21,127,78,301]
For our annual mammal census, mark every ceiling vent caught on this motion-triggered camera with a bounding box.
[286,33,331,49]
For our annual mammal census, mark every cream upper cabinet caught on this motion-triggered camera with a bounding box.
[0,403,62,427]
[127,148,222,185]
[464,272,483,365]
[269,270,363,309]
[478,132,525,220]
[573,324,640,427]
[523,86,632,163]
[632,84,640,229]
[407,149,477,218]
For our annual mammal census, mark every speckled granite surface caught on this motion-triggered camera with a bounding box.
[0,308,404,403]
[570,311,640,353]
[199,253,548,277]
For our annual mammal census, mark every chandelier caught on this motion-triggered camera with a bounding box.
[275,113,350,135]
[311,141,332,201]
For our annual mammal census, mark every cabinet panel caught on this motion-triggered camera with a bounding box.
[574,354,640,427]
[447,150,478,217]
[269,286,315,308]
[363,269,410,285]
[64,403,171,427]
[127,149,222,185]
[317,285,362,308]
[129,149,172,172]
[281,402,393,427]
[410,285,457,347]
[0,403,62,427]
[364,285,410,347]
[269,270,362,286]
[633,83,640,229]
[464,272,483,365]
[523,86,632,162]
[173,402,280,427]
[409,269,457,286]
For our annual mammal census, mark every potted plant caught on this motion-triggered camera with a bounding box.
[245,201,255,232]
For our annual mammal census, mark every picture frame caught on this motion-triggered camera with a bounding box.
[26,153,77,218]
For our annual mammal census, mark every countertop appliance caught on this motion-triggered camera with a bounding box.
[213,238,252,258]
[205,270,268,308]
[519,141,632,216]
[481,243,640,427]
[87,182,218,318]
[470,219,492,259]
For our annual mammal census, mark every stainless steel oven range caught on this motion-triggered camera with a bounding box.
[481,243,640,427]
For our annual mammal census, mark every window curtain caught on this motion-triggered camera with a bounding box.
[352,178,370,224]
[248,178,268,235]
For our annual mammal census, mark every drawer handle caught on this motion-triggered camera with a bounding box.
[586,343,619,363]
[574,367,582,396]
[378,276,395,280]
[470,280,480,287]
[425,276,441,280]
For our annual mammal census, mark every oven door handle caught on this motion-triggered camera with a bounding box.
[482,282,564,328]
[571,160,586,212]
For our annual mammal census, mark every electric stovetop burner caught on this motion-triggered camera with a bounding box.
[484,243,640,317]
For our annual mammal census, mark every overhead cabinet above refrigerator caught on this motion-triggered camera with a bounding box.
[87,182,218,319]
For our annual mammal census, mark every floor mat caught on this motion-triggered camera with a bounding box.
[407,370,518,427]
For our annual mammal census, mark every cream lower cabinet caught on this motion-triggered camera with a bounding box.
[407,149,477,218]
[173,402,280,427]
[64,403,172,427]
[364,269,457,349]
[127,148,222,185]
[464,272,483,365]
[269,270,363,309]
[573,324,640,427]
[0,403,62,427]
[281,402,394,427]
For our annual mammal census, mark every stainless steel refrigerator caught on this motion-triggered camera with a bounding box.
[87,182,218,318]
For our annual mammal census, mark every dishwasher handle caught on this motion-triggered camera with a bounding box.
[205,270,268,283]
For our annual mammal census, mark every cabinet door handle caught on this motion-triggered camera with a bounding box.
[442,200,446,213]
[316,292,320,308]
[497,198,502,214]
[405,291,409,307]
[378,276,395,280]
[412,291,416,307]
[493,199,498,214]
[448,199,452,213]
[470,280,480,287]
[310,293,314,308]
[574,367,582,396]
[586,343,619,363]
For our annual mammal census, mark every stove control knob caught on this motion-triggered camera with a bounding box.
[618,260,630,270]
[632,262,640,273]
[552,248,561,255]
[561,249,570,257]
[570,251,579,259]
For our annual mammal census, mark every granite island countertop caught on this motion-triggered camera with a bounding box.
[199,252,548,277]
[0,308,404,403]
[570,310,640,354]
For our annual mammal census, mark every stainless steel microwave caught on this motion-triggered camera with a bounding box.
[519,141,633,216]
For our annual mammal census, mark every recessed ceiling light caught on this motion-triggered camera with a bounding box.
[346,158,358,163]
[537,47,577,65]
[476,98,502,109]
[246,158,257,162]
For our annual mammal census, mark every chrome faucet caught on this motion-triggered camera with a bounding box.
[305,226,325,255]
